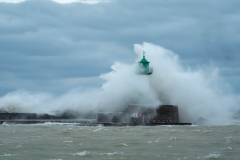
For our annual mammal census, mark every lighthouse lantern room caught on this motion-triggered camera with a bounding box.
[136,52,153,75]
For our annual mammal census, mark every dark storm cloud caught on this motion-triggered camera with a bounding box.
[0,0,240,95]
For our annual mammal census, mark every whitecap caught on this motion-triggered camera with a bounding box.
[100,153,114,156]
[93,128,107,132]
[1,153,18,157]
[120,143,128,146]
[2,122,10,126]
[204,153,221,159]
[100,152,122,156]
[63,141,73,143]
[170,137,176,140]
[93,128,102,132]
[70,151,88,156]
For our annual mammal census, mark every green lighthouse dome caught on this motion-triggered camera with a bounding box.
[139,55,150,64]
[136,52,153,75]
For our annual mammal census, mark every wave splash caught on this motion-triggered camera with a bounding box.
[0,42,239,125]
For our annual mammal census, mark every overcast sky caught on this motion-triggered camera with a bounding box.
[0,0,240,96]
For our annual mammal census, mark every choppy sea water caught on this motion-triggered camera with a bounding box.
[1,122,240,160]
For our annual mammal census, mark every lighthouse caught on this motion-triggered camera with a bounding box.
[97,51,183,125]
[136,52,153,75]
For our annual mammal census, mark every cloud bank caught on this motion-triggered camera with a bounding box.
[0,0,240,96]
[0,0,109,4]
[0,0,25,3]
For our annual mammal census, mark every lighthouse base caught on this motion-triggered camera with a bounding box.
[97,104,190,125]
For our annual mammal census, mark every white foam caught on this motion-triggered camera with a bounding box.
[63,141,73,143]
[170,137,176,140]
[2,122,10,126]
[93,128,107,132]
[205,153,221,159]
[0,43,239,125]
[99,152,122,156]
[70,151,88,156]
[120,143,128,146]
[1,153,18,157]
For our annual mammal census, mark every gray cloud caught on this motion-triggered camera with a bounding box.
[0,0,240,95]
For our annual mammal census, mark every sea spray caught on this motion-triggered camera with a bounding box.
[135,42,239,124]
[0,42,238,125]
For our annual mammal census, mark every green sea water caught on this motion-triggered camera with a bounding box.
[0,123,240,160]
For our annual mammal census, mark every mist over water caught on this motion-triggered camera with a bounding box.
[0,43,239,125]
